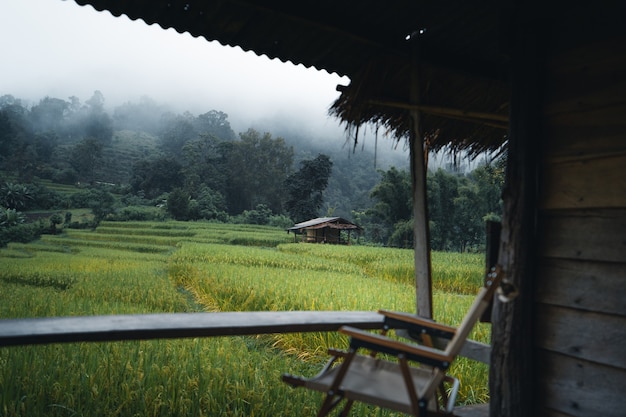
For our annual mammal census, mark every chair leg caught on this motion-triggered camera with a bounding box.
[339,399,354,417]
[317,348,357,417]
[317,393,344,417]
[398,354,421,416]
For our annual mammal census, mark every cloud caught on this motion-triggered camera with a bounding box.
[0,0,348,134]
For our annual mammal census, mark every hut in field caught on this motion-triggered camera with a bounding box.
[39,2,626,416]
[287,217,361,244]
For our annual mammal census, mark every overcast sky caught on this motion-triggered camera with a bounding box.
[0,0,356,137]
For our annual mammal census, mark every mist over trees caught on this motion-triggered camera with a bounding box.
[0,91,504,251]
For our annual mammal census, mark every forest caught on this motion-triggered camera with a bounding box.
[0,91,504,251]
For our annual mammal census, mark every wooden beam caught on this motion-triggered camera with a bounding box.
[408,38,433,319]
[369,99,509,129]
[489,7,545,417]
[0,311,383,347]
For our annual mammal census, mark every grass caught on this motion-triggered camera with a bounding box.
[0,221,491,416]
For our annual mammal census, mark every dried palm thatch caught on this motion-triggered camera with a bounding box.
[330,54,510,158]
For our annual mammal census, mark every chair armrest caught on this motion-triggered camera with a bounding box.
[379,309,456,339]
[339,326,454,370]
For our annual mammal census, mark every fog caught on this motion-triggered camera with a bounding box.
[0,0,411,168]
[0,1,330,127]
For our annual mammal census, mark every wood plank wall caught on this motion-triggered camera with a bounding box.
[536,27,626,417]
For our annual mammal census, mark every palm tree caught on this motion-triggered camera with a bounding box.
[0,207,26,228]
[0,182,33,210]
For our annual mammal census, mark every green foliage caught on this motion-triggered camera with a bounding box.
[268,213,293,229]
[81,188,117,223]
[69,137,103,183]
[108,205,167,222]
[159,112,198,156]
[0,218,47,247]
[194,110,236,141]
[130,155,183,199]
[166,187,191,220]
[0,207,26,228]
[187,185,228,221]
[226,129,294,214]
[284,154,333,222]
[181,134,229,194]
[0,182,34,210]
[387,218,414,248]
[234,204,274,225]
[352,167,412,245]
[27,183,66,209]
[360,158,505,251]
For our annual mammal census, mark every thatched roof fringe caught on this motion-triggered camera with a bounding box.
[330,55,510,158]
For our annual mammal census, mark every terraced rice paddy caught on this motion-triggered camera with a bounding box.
[0,221,489,416]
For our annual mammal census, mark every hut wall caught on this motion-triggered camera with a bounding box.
[305,228,341,244]
[535,24,626,417]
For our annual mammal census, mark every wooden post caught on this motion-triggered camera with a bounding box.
[489,5,545,416]
[480,220,502,323]
[408,38,433,319]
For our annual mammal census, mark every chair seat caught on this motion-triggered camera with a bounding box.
[301,355,450,415]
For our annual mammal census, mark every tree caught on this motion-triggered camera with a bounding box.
[194,110,236,140]
[225,129,294,214]
[70,138,103,183]
[159,112,198,157]
[166,187,191,220]
[352,167,413,245]
[130,156,183,199]
[468,157,505,220]
[87,188,116,223]
[63,91,113,145]
[187,185,227,221]
[369,166,412,226]
[427,168,461,251]
[0,102,30,173]
[85,90,105,113]
[284,154,333,222]
[29,97,68,133]
[181,135,229,195]
[0,183,34,210]
[83,111,113,145]
[0,207,26,228]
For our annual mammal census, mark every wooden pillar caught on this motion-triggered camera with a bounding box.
[408,38,433,319]
[489,5,546,416]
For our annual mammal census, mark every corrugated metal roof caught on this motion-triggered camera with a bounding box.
[72,0,506,79]
[288,217,359,231]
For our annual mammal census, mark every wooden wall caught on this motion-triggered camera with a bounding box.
[535,25,626,417]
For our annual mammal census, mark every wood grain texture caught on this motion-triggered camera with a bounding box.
[536,258,626,316]
[535,304,626,369]
[540,153,626,209]
[540,209,626,263]
[544,36,626,118]
[0,311,383,347]
[537,350,626,417]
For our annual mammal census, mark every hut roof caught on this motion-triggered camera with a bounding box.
[288,217,361,232]
[72,0,510,154]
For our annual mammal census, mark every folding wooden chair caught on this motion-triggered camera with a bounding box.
[282,265,504,416]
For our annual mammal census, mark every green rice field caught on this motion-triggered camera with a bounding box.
[0,221,489,416]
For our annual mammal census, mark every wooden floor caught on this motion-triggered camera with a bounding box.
[455,404,489,417]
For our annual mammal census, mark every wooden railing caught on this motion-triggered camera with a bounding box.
[0,311,382,347]
[0,311,490,363]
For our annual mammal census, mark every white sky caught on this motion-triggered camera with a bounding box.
[0,0,351,135]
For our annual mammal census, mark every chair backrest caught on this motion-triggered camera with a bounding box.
[444,265,504,358]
